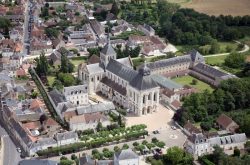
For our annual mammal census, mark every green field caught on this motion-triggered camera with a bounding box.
[172,75,214,92]
[69,56,87,67]
[47,76,55,86]
[205,55,227,66]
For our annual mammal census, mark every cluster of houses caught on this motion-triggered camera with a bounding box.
[183,114,247,157]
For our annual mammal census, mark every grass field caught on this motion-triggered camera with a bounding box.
[205,55,227,66]
[172,75,214,92]
[69,56,87,67]
[180,0,250,16]
[47,76,55,86]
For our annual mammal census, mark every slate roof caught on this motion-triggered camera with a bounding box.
[64,85,88,96]
[76,102,115,115]
[49,89,66,106]
[192,63,228,79]
[86,63,104,74]
[101,41,116,56]
[130,64,158,90]
[79,155,95,165]
[55,131,78,141]
[101,77,127,96]
[209,133,247,146]
[114,149,139,160]
[18,160,58,165]
[31,137,57,148]
[116,57,133,68]
[146,55,191,70]
[151,75,182,90]
[106,59,137,82]
[9,118,32,146]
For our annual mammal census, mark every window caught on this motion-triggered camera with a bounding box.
[97,76,99,80]
[143,95,146,104]
[91,78,94,82]
[154,93,157,101]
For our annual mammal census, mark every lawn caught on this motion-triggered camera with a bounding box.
[205,55,227,66]
[111,30,144,40]
[47,76,55,86]
[172,75,214,92]
[69,56,87,67]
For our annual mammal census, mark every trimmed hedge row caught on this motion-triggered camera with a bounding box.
[37,130,148,157]
[29,68,67,127]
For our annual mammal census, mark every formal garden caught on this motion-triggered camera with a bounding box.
[36,124,148,157]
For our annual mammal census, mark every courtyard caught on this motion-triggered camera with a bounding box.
[125,104,174,132]
[171,75,214,92]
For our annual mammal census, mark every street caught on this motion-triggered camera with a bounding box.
[0,126,21,165]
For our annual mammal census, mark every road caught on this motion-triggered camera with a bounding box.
[0,126,21,165]
[204,42,249,58]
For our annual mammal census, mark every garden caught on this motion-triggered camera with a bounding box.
[37,124,148,157]
[171,75,214,92]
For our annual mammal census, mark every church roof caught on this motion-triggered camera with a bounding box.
[100,42,116,55]
[86,63,104,74]
[129,63,158,90]
[106,59,137,82]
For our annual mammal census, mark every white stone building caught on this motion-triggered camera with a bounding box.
[63,85,89,106]
[78,39,160,116]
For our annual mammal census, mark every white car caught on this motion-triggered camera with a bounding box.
[17,147,21,153]
[171,126,177,130]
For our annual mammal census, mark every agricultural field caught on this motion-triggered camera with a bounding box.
[180,0,250,16]
[171,75,214,92]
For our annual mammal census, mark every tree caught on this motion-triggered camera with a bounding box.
[96,122,103,132]
[165,146,184,165]
[60,53,74,73]
[35,51,49,76]
[191,79,198,85]
[210,41,220,54]
[224,53,246,68]
[233,147,240,157]
[110,1,120,16]
[200,121,212,131]
[45,28,59,38]
[60,159,74,165]
[52,79,63,90]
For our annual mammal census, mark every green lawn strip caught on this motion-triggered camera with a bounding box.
[171,75,214,92]
[69,56,87,67]
[205,55,227,66]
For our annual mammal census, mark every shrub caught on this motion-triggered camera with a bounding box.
[133,142,139,146]
[122,144,129,149]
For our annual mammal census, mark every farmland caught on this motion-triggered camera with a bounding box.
[180,0,250,16]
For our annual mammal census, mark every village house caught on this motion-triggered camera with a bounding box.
[137,24,155,36]
[55,131,79,146]
[63,85,89,106]
[69,112,110,131]
[216,114,239,133]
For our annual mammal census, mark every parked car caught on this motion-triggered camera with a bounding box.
[155,148,162,155]
[153,130,160,134]
[171,126,177,130]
